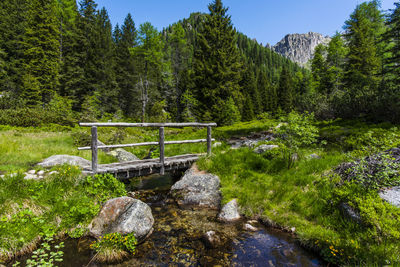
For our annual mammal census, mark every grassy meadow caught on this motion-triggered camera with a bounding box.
[1,117,400,265]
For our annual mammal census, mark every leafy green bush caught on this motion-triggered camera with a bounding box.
[276,111,319,168]
[82,173,127,203]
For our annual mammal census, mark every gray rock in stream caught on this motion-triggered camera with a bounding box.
[37,155,90,168]
[379,187,400,208]
[89,196,154,240]
[218,199,241,222]
[171,165,221,209]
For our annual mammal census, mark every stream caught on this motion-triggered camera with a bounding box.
[14,172,325,266]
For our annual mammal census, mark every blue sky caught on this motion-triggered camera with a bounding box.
[91,0,396,45]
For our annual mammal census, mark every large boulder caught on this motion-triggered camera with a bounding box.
[37,155,90,168]
[171,165,221,209]
[108,148,139,162]
[89,196,154,240]
[379,187,400,208]
[218,199,241,222]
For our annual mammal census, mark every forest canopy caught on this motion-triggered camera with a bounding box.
[0,0,399,125]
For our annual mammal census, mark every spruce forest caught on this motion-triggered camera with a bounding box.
[1,0,399,125]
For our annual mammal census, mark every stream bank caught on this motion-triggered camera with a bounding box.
[11,172,325,266]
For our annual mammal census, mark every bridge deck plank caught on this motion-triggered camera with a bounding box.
[82,154,201,179]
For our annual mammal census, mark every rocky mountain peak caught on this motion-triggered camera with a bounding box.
[272,32,331,66]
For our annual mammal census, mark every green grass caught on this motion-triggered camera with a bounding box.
[198,136,400,265]
[2,118,400,265]
[0,167,126,262]
[0,119,275,173]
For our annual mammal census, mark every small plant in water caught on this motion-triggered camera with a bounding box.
[13,237,64,267]
[90,232,137,263]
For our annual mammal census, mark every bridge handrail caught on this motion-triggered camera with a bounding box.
[79,122,217,128]
[78,122,217,175]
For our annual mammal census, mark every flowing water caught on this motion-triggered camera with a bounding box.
[12,173,325,266]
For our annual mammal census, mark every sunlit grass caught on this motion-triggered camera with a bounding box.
[198,146,400,265]
[0,129,115,173]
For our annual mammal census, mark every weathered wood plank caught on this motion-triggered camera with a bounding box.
[79,122,217,128]
[78,139,215,150]
[207,126,212,156]
[159,127,165,175]
[82,154,201,179]
[91,126,98,173]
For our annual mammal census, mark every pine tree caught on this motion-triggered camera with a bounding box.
[380,1,400,121]
[240,64,261,117]
[0,0,29,98]
[57,0,84,106]
[73,0,98,109]
[93,7,118,115]
[311,44,328,94]
[277,66,293,113]
[257,68,273,112]
[343,0,385,116]
[384,1,400,83]
[23,0,60,105]
[192,0,242,125]
[115,14,138,116]
[326,32,346,94]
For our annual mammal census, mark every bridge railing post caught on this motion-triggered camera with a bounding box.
[207,126,212,156]
[159,127,165,175]
[91,126,98,174]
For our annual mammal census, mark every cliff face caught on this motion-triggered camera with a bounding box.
[272,32,331,66]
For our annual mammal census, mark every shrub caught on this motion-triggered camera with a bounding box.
[275,111,319,168]
[0,107,76,127]
[71,131,91,147]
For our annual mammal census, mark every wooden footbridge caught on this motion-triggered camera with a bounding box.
[78,122,216,179]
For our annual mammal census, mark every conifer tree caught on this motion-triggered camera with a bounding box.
[326,33,346,94]
[343,0,385,115]
[277,66,293,113]
[57,0,84,103]
[311,44,328,94]
[240,64,261,116]
[192,0,242,125]
[384,1,400,84]
[93,7,118,115]
[0,0,29,98]
[380,1,400,121]
[257,68,273,112]
[23,0,60,105]
[74,0,98,109]
[115,14,138,116]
